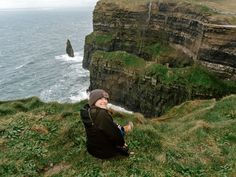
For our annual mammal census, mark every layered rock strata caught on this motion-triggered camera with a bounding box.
[84,0,236,77]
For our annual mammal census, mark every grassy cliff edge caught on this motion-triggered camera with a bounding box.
[0,96,235,176]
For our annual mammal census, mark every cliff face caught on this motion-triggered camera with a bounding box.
[83,0,236,117]
[90,57,189,117]
[89,50,235,117]
[198,24,236,78]
[84,0,236,75]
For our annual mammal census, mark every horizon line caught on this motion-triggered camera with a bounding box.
[0,6,95,11]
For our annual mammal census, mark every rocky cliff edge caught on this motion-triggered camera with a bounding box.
[83,0,236,117]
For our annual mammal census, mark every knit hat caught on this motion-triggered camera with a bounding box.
[89,89,109,106]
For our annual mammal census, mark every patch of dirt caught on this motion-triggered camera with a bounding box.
[44,163,71,177]
[188,120,212,133]
[31,124,49,135]
[0,138,6,145]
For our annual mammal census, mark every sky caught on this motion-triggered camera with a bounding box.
[0,0,99,9]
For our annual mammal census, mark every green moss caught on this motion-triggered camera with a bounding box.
[0,107,16,116]
[25,97,44,110]
[143,42,193,67]
[185,66,220,87]
[198,4,213,13]
[93,50,146,70]
[143,42,173,60]
[145,63,169,79]
[85,32,114,46]
[145,64,236,95]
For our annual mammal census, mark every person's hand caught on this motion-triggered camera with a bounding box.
[116,144,129,156]
[124,121,133,133]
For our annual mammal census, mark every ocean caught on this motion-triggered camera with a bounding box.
[0,8,92,103]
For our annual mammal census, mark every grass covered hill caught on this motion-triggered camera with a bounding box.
[0,96,235,176]
[99,0,236,24]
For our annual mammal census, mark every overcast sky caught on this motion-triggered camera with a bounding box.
[0,0,99,9]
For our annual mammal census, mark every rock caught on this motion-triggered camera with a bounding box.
[83,0,236,117]
[66,39,74,57]
[89,57,191,117]
[84,0,236,78]
[88,52,235,117]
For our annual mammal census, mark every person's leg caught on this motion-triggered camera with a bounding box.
[117,124,125,137]
[115,121,133,137]
[115,122,134,157]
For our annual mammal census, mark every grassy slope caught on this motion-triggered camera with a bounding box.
[101,0,236,13]
[185,0,236,14]
[0,96,235,176]
[100,0,236,24]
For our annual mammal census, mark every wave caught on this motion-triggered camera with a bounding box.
[69,64,89,76]
[15,61,35,70]
[40,84,62,102]
[15,64,25,70]
[55,52,83,63]
[40,51,89,103]
[70,91,88,103]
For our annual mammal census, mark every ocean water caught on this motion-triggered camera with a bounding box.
[0,8,92,103]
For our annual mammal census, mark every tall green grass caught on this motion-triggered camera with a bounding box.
[0,95,235,176]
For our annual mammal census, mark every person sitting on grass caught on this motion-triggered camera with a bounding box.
[80,89,133,159]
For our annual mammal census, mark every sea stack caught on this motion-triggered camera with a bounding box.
[66,39,74,57]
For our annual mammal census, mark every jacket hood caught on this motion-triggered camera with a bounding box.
[80,104,93,127]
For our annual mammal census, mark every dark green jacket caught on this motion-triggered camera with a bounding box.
[80,104,125,159]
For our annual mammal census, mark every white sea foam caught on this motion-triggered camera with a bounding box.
[40,84,61,102]
[69,64,89,76]
[70,91,89,103]
[15,61,34,70]
[41,51,89,103]
[55,52,82,63]
[15,64,25,70]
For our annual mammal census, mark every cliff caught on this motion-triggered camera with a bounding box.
[84,0,236,74]
[83,0,236,117]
